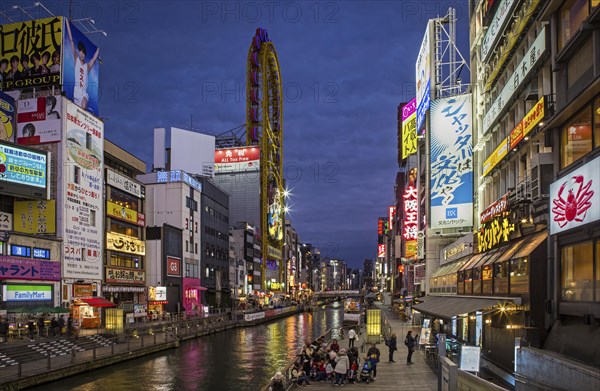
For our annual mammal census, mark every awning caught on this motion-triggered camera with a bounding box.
[186,285,208,291]
[459,253,486,271]
[412,296,510,319]
[513,230,548,258]
[78,297,116,307]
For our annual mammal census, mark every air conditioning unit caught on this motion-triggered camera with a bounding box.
[531,152,553,202]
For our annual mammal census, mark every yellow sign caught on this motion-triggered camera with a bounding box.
[482,139,508,176]
[13,200,56,234]
[405,240,417,257]
[106,201,143,226]
[402,111,417,159]
[267,245,282,260]
[478,217,515,252]
[510,96,544,149]
[106,232,145,255]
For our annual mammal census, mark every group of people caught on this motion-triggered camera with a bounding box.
[271,332,384,389]
[0,314,76,342]
[0,50,60,83]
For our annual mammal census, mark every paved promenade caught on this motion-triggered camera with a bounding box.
[303,302,438,391]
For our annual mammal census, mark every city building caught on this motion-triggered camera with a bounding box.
[138,170,203,316]
[102,139,147,322]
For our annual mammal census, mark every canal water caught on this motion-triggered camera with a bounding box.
[29,302,344,391]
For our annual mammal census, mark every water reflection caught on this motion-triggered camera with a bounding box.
[29,305,342,391]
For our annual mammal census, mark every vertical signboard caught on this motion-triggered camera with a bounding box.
[430,94,473,229]
[401,98,417,159]
[62,19,100,116]
[0,91,16,142]
[62,100,103,279]
[415,21,433,132]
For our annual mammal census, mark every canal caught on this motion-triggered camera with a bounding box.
[28,302,344,391]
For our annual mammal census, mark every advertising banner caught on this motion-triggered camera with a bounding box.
[16,96,62,144]
[482,139,508,177]
[215,146,260,173]
[106,232,145,255]
[483,26,547,134]
[401,98,417,159]
[509,97,545,149]
[62,100,103,280]
[2,284,52,301]
[105,267,145,285]
[378,244,386,258]
[148,286,167,301]
[106,168,143,198]
[73,284,92,297]
[430,94,473,229]
[0,257,60,281]
[13,199,56,234]
[62,19,100,116]
[0,140,48,190]
[416,21,433,132]
[480,0,517,63]
[0,17,63,91]
[0,91,16,142]
[550,156,600,234]
[106,200,144,226]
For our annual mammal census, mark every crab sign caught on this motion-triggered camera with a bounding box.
[552,175,594,228]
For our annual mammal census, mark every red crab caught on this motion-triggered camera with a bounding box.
[552,175,594,228]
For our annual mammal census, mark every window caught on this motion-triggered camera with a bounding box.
[465,269,473,294]
[567,38,593,89]
[109,253,143,269]
[561,106,593,168]
[510,258,529,294]
[74,166,80,185]
[482,265,493,294]
[457,271,465,295]
[558,0,589,50]
[472,267,481,295]
[494,261,509,294]
[110,188,139,212]
[561,241,593,301]
[110,221,139,237]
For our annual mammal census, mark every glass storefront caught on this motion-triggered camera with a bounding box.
[561,240,596,302]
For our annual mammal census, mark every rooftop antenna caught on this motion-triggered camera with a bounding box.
[434,7,470,98]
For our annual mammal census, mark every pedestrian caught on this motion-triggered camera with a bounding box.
[334,348,350,386]
[37,315,45,337]
[330,338,340,353]
[270,371,285,391]
[366,342,380,380]
[0,317,8,343]
[388,333,397,362]
[291,361,311,386]
[67,315,73,339]
[50,317,59,337]
[348,328,357,348]
[58,315,65,336]
[405,330,418,365]
[27,318,35,341]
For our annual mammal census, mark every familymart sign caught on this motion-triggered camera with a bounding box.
[3,284,52,301]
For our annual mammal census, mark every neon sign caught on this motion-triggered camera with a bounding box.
[403,185,418,240]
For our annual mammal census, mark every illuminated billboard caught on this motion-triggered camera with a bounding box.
[215,146,260,173]
[401,98,417,159]
[0,91,16,142]
[430,93,473,229]
[62,100,103,280]
[17,96,62,144]
[415,21,433,132]
[550,156,600,235]
[0,141,48,199]
[0,17,62,91]
[62,19,100,115]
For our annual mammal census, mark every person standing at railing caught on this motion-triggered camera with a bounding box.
[387,333,397,362]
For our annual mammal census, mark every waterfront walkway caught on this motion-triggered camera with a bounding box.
[274,302,438,391]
